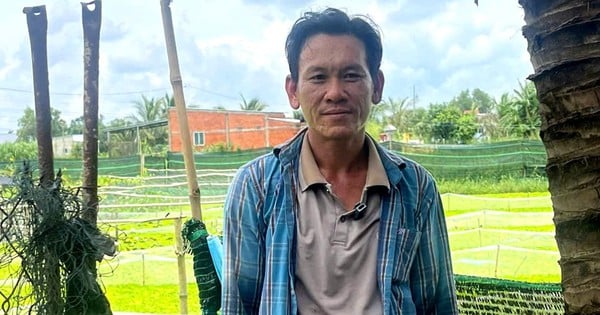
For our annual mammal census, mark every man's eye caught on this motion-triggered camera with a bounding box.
[309,74,326,82]
[344,73,363,81]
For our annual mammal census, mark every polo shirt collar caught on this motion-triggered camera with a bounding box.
[299,133,390,193]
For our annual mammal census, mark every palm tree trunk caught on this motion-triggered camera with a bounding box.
[520,0,600,313]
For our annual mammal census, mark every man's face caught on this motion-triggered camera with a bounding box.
[286,34,384,141]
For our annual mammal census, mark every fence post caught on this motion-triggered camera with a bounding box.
[140,153,145,177]
[494,244,501,278]
[174,216,188,314]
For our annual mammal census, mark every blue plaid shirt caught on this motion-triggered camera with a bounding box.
[222,130,458,314]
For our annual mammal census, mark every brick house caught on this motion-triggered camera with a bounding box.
[168,108,303,152]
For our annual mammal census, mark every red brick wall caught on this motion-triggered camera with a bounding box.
[168,108,303,152]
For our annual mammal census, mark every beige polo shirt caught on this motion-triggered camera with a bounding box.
[295,134,390,314]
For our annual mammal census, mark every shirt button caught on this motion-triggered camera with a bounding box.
[340,216,346,223]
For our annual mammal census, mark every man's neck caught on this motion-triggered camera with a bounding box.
[306,131,369,177]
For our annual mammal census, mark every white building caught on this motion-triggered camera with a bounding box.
[52,134,84,157]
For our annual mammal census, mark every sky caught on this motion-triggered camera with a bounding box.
[0,0,533,137]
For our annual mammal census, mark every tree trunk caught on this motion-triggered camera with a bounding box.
[520,0,600,313]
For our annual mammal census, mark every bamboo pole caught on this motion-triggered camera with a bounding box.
[23,5,54,188]
[81,0,101,226]
[159,0,202,221]
[160,1,202,313]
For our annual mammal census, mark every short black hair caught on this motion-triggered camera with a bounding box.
[285,8,383,86]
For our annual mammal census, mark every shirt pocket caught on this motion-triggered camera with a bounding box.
[392,228,422,284]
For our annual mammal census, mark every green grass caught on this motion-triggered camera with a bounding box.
[437,177,548,194]
[441,192,551,213]
[99,246,202,314]
[105,284,200,314]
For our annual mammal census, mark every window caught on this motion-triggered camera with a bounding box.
[193,131,205,146]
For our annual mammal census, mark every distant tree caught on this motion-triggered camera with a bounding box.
[497,81,540,139]
[162,93,175,108]
[126,95,169,154]
[427,103,477,144]
[380,97,410,139]
[449,88,495,113]
[240,94,267,111]
[369,101,387,125]
[128,95,167,123]
[16,107,67,142]
[16,107,36,142]
[0,141,38,166]
[472,88,495,113]
[455,114,479,143]
[104,118,136,157]
[68,116,85,135]
[407,107,428,141]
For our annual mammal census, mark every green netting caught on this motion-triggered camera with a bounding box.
[386,140,547,179]
[1,140,547,181]
[182,218,221,315]
[455,274,563,314]
[166,148,271,171]
[11,156,144,178]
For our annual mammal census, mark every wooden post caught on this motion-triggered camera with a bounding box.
[175,217,188,314]
[23,5,54,188]
[494,244,501,278]
[81,0,101,226]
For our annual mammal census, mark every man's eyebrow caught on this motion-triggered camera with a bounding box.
[303,65,327,73]
[303,64,366,73]
[344,64,367,72]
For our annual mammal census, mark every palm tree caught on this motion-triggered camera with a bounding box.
[520,1,600,312]
[380,97,410,139]
[239,94,267,111]
[127,95,169,154]
[129,95,167,123]
[163,93,175,108]
[497,81,541,139]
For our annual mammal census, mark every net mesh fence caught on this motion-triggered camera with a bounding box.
[387,139,547,179]
[455,275,563,314]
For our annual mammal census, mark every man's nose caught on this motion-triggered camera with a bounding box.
[325,79,346,103]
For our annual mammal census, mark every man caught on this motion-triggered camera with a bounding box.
[222,8,458,314]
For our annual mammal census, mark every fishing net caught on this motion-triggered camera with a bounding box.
[0,161,116,314]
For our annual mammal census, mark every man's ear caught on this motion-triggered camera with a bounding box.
[372,70,385,104]
[285,75,300,110]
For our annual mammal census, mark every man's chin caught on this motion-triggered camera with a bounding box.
[309,126,363,141]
